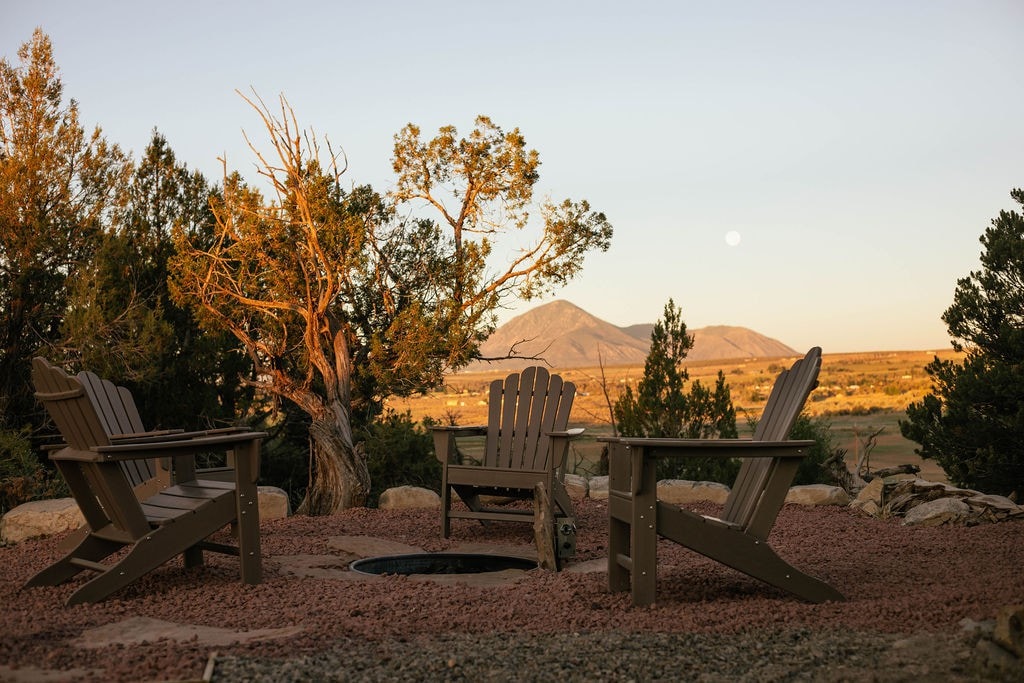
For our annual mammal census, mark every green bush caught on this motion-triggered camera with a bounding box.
[787,414,839,485]
[362,410,441,507]
[0,429,68,514]
[613,299,740,484]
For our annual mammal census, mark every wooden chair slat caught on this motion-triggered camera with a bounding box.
[528,374,563,471]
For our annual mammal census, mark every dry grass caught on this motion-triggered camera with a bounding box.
[387,349,963,482]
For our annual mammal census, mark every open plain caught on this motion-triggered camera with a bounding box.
[389,349,964,482]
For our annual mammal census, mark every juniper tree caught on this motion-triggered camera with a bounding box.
[900,188,1024,498]
[171,95,612,513]
[614,299,740,482]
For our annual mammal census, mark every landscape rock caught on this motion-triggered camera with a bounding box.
[975,638,1021,672]
[378,485,441,510]
[967,493,1024,517]
[993,605,1024,658]
[885,479,1024,525]
[587,476,608,500]
[563,473,588,500]
[0,498,83,544]
[657,480,730,505]
[856,500,882,517]
[902,496,970,526]
[258,486,290,520]
[849,477,886,514]
[785,484,851,506]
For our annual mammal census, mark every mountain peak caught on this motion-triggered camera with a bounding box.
[466,300,797,370]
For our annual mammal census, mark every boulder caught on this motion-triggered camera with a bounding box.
[378,485,441,510]
[657,480,730,505]
[587,476,608,500]
[257,486,290,520]
[887,479,1023,525]
[902,496,970,526]
[563,473,588,500]
[785,484,852,506]
[0,498,83,544]
[967,494,1024,518]
[993,605,1024,658]
[850,477,886,514]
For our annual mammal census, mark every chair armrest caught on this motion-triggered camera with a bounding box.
[429,425,487,435]
[109,426,247,444]
[109,429,185,442]
[609,437,815,459]
[546,428,585,471]
[431,425,487,464]
[547,427,585,439]
[91,431,268,460]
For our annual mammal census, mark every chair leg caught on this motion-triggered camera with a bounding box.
[440,482,452,538]
[23,534,124,588]
[725,539,844,603]
[552,481,574,519]
[656,504,844,603]
[183,545,204,568]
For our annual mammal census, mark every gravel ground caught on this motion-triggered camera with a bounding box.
[1,499,1023,682]
[209,629,988,682]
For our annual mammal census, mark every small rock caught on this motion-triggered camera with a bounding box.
[0,498,83,544]
[563,473,588,500]
[993,605,1024,658]
[258,486,290,520]
[785,484,851,507]
[976,638,1021,671]
[587,476,609,500]
[902,497,970,526]
[657,480,730,505]
[850,477,885,512]
[378,486,441,510]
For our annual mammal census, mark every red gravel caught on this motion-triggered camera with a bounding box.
[1,499,1022,681]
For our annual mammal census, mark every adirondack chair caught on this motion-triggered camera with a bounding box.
[26,357,267,605]
[432,366,583,549]
[604,347,845,605]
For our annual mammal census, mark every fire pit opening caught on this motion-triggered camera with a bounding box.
[349,552,536,576]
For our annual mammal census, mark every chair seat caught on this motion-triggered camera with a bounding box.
[140,480,236,524]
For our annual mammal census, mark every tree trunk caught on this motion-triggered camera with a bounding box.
[297,416,370,515]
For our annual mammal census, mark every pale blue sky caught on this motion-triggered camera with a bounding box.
[5,1,1023,353]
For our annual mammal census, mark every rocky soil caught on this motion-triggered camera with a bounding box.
[1,500,1022,682]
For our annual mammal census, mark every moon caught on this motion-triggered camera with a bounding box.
[725,230,742,247]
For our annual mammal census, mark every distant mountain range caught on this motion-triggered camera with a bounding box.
[463,300,797,371]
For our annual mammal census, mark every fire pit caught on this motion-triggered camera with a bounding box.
[349,553,536,576]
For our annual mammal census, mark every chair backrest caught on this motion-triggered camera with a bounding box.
[721,347,822,530]
[76,370,157,488]
[483,366,576,471]
[31,358,113,452]
[32,357,152,538]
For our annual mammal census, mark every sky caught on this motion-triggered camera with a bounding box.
[5,1,1023,354]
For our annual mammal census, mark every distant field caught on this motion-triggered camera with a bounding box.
[387,349,963,482]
